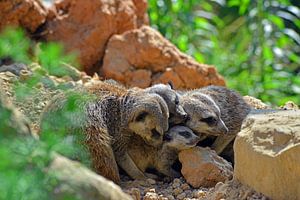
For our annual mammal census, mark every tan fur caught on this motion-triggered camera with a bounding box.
[40,80,169,183]
[180,86,251,155]
[128,125,199,178]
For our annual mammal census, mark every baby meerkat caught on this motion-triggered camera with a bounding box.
[180,85,251,155]
[40,80,169,183]
[128,125,200,179]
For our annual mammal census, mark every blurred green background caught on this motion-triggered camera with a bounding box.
[148,0,300,105]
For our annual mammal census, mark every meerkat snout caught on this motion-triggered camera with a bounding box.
[181,93,230,136]
[164,125,200,150]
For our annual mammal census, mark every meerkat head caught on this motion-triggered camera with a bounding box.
[181,92,229,136]
[145,83,187,125]
[163,125,200,151]
[125,90,169,147]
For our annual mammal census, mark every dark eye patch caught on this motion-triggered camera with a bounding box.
[175,95,179,105]
[179,131,191,138]
[151,129,161,139]
[201,117,216,125]
[136,112,148,122]
[163,133,172,142]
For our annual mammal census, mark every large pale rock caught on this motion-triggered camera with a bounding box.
[205,180,267,200]
[45,0,148,74]
[101,26,225,89]
[179,147,233,188]
[243,95,270,109]
[48,154,132,200]
[234,110,300,200]
[0,0,47,32]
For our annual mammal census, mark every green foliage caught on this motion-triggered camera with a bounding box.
[0,28,30,63]
[0,28,85,200]
[148,0,300,106]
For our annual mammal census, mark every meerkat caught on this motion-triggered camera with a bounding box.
[40,80,169,183]
[180,85,251,155]
[128,125,200,179]
[145,83,187,125]
[104,81,187,125]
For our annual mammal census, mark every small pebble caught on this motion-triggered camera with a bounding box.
[165,195,175,200]
[193,190,206,198]
[144,188,156,193]
[173,178,181,184]
[215,182,224,190]
[176,192,186,200]
[158,195,167,200]
[181,183,190,191]
[172,182,180,188]
[147,178,156,185]
[130,188,141,200]
[173,188,183,196]
[143,192,159,200]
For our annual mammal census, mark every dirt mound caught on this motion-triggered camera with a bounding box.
[101,26,225,89]
[0,0,47,33]
[44,0,148,74]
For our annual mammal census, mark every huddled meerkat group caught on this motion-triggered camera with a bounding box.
[40,80,251,184]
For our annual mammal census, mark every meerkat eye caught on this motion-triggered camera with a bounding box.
[151,129,161,139]
[178,131,191,138]
[135,112,148,122]
[201,117,216,125]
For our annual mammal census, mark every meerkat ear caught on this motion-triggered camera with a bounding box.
[167,81,174,89]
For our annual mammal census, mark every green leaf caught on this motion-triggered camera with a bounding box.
[268,14,285,29]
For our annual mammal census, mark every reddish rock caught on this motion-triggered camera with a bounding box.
[102,26,225,89]
[0,0,47,33]
[44,0,148,74]
[179,147,233,188]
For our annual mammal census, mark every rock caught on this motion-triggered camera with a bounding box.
[205,179,267,200]
[165,195,175,200]
[0,92,31,136]
[173,188,183,196]
[129,188,141,200]
[243,95,270,109]
[181,183,190,191]
[143,191,159,200]
[179,147,233,188]
[146,178,156,185]
[52,62,82,81]
[0,0,47,33]
[234,110,300,200]
[44,0,148,74]
[0,63,28,76]
[172,178,181,188]
[48,154,132,200]
[176,193,186,200]
[101,26,225,89]
[193,190,207,198]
